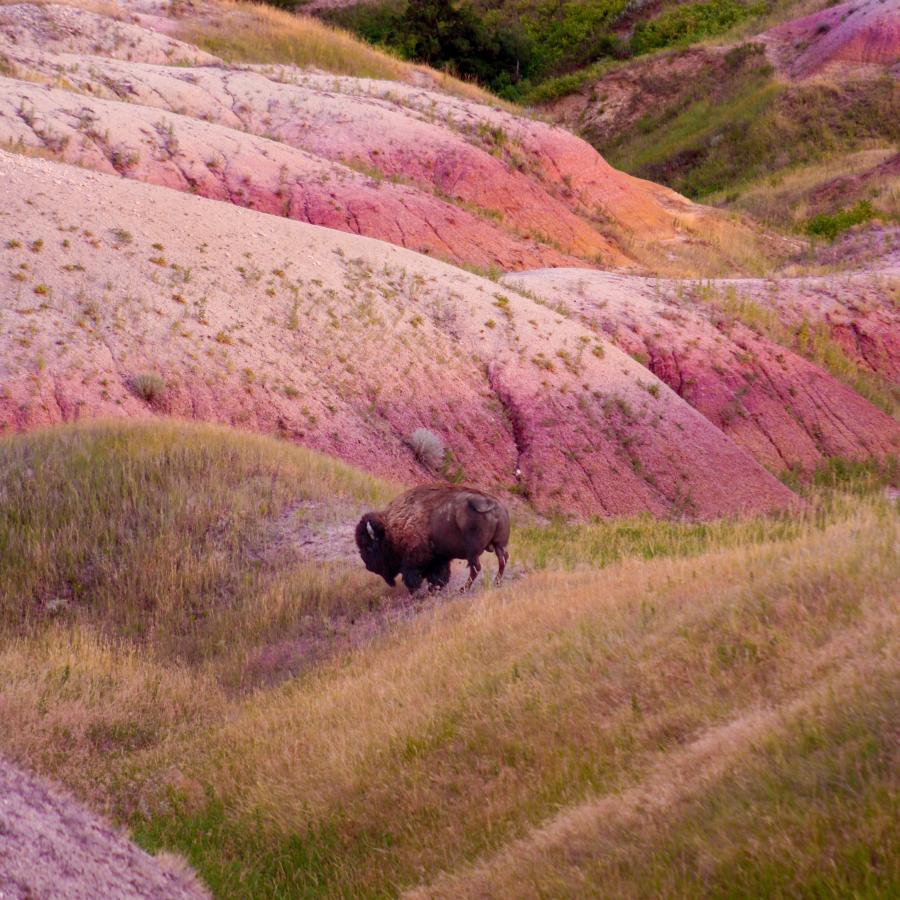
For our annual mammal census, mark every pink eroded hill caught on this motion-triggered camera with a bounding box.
[0,756,208,899]
[506,268,900,472]
[0,1,772,275]
[0,78,583,271]
[0,151,797,519]
[764,0,900,79]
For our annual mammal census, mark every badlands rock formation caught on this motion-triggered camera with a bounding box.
[0,150,797,518]
[763,0,900,80]
[0,1,896,520]
[0,1,768,275]
[507,268,900,472]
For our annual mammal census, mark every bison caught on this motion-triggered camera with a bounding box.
[355,485,510,593]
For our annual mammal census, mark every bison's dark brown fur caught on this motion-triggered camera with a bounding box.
[355,485,510,593]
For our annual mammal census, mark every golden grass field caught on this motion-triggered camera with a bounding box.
[0,420,896,897]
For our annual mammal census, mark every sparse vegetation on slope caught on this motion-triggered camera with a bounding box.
[689,280,900,416]
[707,148,900,231]
[535,0,900,228]
[0,421,896,897]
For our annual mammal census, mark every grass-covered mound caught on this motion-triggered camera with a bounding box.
[0,421,393,673]
[603,64,899,203]
[0,421,896,897]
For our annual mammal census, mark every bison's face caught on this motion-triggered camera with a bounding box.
[355,513,398,586]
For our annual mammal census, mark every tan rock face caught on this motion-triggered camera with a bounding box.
[0,151,798,518]
[0,1,771,275]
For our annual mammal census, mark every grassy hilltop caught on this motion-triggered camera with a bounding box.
[1,421,897,896]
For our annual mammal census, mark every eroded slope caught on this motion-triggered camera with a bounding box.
[0,150,796,518]
[507,267,900,471]
[0,0,777,275]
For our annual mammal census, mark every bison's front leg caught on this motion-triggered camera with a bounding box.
[425,558,451,593]
[401,565,424,594]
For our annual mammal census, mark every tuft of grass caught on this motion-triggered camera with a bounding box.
[129,372,167,405]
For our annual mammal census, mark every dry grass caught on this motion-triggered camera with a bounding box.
[178,0,512,110]
[178,0,410,80]
[172,498,897,896]
[624,210,793,278]
[0,421,896,897]
[0,420,394,678]
[417,657,899,898]
[711,147,900,230]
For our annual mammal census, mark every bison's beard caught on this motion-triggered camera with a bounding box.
[361,550,398,586]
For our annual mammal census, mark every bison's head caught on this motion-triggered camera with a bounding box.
[355,513,398,586]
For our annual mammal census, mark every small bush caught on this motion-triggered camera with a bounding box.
[405,427,445,469]
[805,200,875,241]
[130,372,167,406]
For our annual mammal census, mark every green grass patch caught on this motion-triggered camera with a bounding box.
[631,0,765,56]
[806,199,876,241]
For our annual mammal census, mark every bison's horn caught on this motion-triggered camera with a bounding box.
[367,521,376,539]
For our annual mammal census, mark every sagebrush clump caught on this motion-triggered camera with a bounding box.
[130,372,167,406]
[405,427,445,469]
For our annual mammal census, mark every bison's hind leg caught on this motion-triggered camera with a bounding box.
[462,555,482,592]
[494,545,509,585]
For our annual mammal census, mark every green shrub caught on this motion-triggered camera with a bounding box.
[329,0,630,98]
[805,200,875,241]
[630,0,764,56]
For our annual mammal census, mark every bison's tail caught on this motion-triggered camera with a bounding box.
[467,496,495,514]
